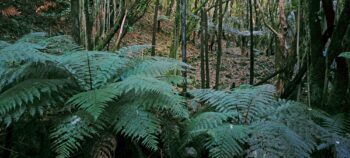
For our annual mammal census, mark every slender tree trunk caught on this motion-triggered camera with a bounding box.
[181,0,187,92]
[249,0,254,85]
[71,0,80,44]
[204,6,210,88]
[151,0,160,56]
[84,0,93,50]
[200,8,206,88]
[215,0,223,89]
[170,0,180,58]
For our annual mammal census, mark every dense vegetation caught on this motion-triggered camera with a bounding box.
[1,0,350,158]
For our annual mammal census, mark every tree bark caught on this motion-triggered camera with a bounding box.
[71,0,80,44]
[308,0,325,106]
[249,0,254,85]
[204,6,210,88]
[181,0,187,92]
[151,0,160,56]
[200,8,206,88]
[214,0,223,89]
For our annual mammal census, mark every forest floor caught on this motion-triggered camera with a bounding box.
[0,2,275,89]
[121,11,275,89]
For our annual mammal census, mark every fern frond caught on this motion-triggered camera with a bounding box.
[0,79,73,116]
[0,41,57,64]
[110,76,189,118]
[248,121,313,158]
[66,88,121,120]
[110,76,174,95]
[205,124,247,158]
[190,85,276,123]
[59,51,126,90]
[0,40,10,49]
[186,112,229,136]
[0,62,69,92]
[322,113,350,135]
[112,105,161,151]
[38,35,82,54]
[121,57,189,78]
[134,92,189,118]
[16,32,48,43]
[116,45,151,57]
[51,113,104,158]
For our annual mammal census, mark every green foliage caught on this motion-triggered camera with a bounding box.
[0,33,188,158]
[0,33,349,158]
[185,86,350,158]
[339,52,350,59]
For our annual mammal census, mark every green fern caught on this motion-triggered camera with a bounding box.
[51,113,104,158]
[247,121,313,158]
[190,84,276,123]
[205,124,247,158]
[112,105,161,151]
[66,88,121,120]
[0,79,72,116]
[121,56,189,78]
[58,51,126,90]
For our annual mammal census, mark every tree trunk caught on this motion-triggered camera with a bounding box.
[200,8,206,88]
[308,0,325,106]
[151,0,160,56]
[215,0,223,89]
[170,0,180,58]
[181,0,187,92]
[249,0,254,85]
[326,0,350,111]
[71,0,80,44]
[204,6,210,88]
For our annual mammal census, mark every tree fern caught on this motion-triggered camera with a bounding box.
[66,88,121,120]
[190,84,276,123]
[58,51,126,90]
[51,113,104,158]
[121,56,190,78]
[0,41,57,64]
[0,40,10,49]
[0,79,73,116]
[247,121,314,158]
[112,105,161,151]
[205,124,247,158]
[115,44,151,57]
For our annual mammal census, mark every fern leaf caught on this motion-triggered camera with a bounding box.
[121,57,189,78]
[205,124,247,158]
[16,32,48,43]
[116,45,151,57]
[248,121,313,158]
[59,51,126,90]
[38,35,82,54]
[0,40,10,49]
[0,42,57,64]
[66,88,121,120]
[51,113,103,158]
[186,112,229,136]
[190,85,276,123]
[0,79,73,116]
[112,105,160,151]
